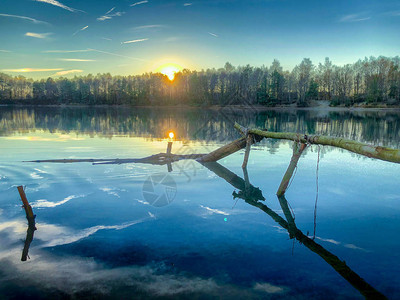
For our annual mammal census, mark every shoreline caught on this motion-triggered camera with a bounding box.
[1,102,400,112]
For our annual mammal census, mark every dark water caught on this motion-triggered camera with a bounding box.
[0,106,399,299]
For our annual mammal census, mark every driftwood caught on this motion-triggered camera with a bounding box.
[206,165,386,299]
[17,186,36,261]
[235,122,400,164]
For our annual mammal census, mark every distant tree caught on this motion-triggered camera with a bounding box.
[306,79,319,100]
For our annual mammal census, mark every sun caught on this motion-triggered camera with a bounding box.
[156,63,182,81]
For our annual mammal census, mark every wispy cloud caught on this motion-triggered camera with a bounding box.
[121,38,149,44]
[184,3,192,6]
[105,7,115,15]
[200,205,230,216]
[32,194,86,208]
[254,282,286,294]
[72,25,88,36]
[101,37,112,41]
[339,13,371,22]
[0,13,49,25]
[97,8,124,21]
[383,10,400,17]
[133,24,166,30]
[88,48,149,62]
[25,32,52,39]
[59,58,95,62]
[1,68,62,72]
[43,49,91,53]
[130,1,148,7]
[53,69,83,76]
[208,32,218,37]
[164,36,179,43]
[34,0,83,13]
[0,49,11,53]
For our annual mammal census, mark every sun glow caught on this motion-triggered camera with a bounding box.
[156,63,182,81]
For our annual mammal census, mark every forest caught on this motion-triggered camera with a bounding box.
[1,56,399,107]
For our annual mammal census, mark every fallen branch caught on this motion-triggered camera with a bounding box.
[197,133,265,163]
[26,153,205,166]
[235,122,400,164]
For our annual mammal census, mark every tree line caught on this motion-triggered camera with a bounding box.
[1,56,399,107]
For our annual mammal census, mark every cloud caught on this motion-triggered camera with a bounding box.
[208,32,218,37]
[184,3,192,6]
[254,282,286,294]
[344,244,370,252]
[25,32,52,39]
[6,134,84,142]
[0,13,49,25]
[88,48,150,62]
[133,24,166,30]
[200,205,230,216]
[1,68,62,72]
[339,14,371,22]
[32,194,86,208]
[34,0,83,13]
[105,7,115,14]
[382,10,400,17]
[315,237,340,245]
[53,69,83,76]
[164,36,179,43]
[130,1,148,7]
[72,25,88,36]
[0,50,11,53]
[41,220,145,247]
[59,58,95,62]
[100,187,127,198]
[97,8,124,21]
[101,37,112,41]
[43,49,91,53]
[121,38,149,44]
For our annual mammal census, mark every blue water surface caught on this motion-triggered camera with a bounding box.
[0,107,399,299]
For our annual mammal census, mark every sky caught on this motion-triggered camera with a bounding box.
[0,0,400,79]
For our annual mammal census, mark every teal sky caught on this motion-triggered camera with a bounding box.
[1,0,399,79]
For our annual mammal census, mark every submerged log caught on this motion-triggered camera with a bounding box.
[276,143,307,196]
[235,122,400,164]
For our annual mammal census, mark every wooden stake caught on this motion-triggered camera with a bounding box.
[166,141,173,155]
[17,186,35,226]
[17,186,36,261]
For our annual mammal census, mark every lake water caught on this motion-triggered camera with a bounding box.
[0,106,399,299]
